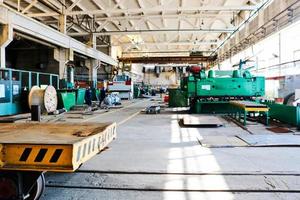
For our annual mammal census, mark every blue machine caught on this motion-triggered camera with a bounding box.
[0,68,59,116]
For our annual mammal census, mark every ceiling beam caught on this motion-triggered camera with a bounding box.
[5,0,87,33]
[118,56,216,64]
[27,5,259,17]
[0,5,117,65]
[122,50,213,54]
[67,0,82,11]
[114,41,220,46]
[22,0,38,14]
[68,28,235,36]
[44,13,234,26]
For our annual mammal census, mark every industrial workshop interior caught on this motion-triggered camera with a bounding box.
[1,0,300,199]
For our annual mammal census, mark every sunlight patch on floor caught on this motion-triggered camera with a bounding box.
[163,115,234,200]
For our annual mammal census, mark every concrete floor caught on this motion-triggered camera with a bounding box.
[42,99,300,200]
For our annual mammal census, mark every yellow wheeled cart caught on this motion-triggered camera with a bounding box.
[0,122,116,200]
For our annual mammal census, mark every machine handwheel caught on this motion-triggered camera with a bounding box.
[27,173,45,200]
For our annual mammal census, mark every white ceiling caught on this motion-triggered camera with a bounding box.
[4,0,266,57]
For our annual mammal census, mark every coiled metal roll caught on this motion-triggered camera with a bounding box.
[28,85,58,113]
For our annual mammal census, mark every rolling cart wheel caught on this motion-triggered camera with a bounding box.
[27,173,45,200]
[0,174,18,200]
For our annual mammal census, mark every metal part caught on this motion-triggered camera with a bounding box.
[237,135,300,146]
[182,115,223,127]
[145,105,161,114]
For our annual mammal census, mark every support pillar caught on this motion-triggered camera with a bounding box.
[58,14,66,34]
[58,0,67,34]
[54,48,74,79]
[0,47,5,68]
[54,48,74,88]
[54,48,67,80]
[86,59,98,88]
[87,34,97,49]
[0,24,13,68]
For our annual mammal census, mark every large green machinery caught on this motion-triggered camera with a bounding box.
[181,69,265,98]
[177,66,265,113]
[265,102,300,128]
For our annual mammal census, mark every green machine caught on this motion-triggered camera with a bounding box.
[265,102,300,128]
[177,65,265,113]
[182,70,265,98]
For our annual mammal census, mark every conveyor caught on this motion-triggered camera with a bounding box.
[229,101,269,126]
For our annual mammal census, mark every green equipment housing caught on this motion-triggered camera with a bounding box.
[177,68,265,113]
[181,69,265,98]
[265,102,300,128]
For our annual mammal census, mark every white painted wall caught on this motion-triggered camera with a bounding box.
[218,20,300,77]
[110,46,122,60]
[130,63,144,82]
[217,20,300,98]
[143,71,179,86]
